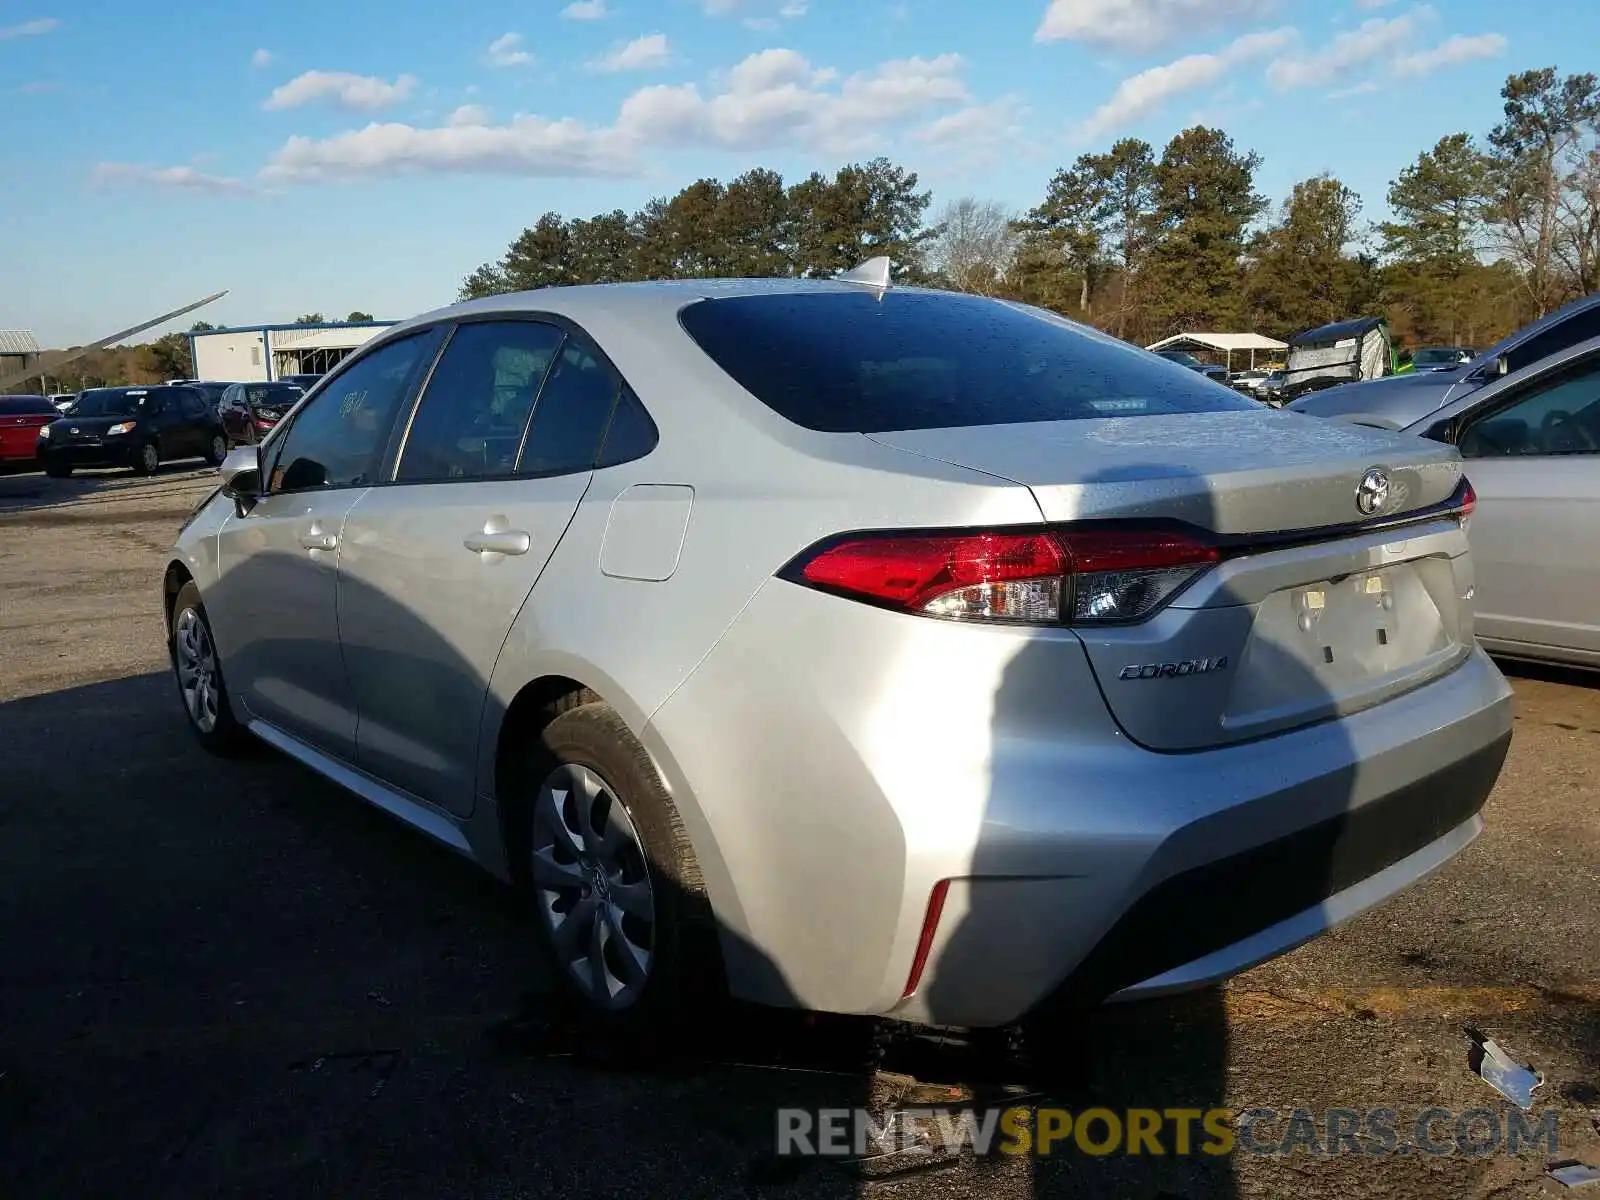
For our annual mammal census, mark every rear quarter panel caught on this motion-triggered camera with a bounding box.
[471,310,1044,902]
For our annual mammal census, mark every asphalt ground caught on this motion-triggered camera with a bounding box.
[1,463,1597,1199]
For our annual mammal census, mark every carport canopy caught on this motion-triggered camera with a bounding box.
[1145,332,1288,370]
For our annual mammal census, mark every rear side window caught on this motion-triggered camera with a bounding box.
[396,320,565,483]
[598,384,658,467]
[677,291,1255,433]
[517,335,619,477]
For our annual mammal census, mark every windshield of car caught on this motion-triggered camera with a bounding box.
[1157,350,1201,366]
[1500,303,1600,375]
[1412,348,1464,365]
[246,384,304,407]
[68,389,150,417]
[679,291,1256,433]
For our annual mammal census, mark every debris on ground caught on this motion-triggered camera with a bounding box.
[1549,1162,1600,1188]
[1465,1027,1543,1109]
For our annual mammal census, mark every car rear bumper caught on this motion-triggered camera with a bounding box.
[648,580,1515,1028]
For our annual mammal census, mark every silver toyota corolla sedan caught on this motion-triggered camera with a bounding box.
[162,278,1513,1032]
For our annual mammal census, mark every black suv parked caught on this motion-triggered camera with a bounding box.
[38,385,228,477]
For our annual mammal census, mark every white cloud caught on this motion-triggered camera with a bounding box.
[1267,7,1432,90]
[260,116,638,183]
[1392,32,1506,78]
[561,0,610,16]
[0,17,59,39]
[255,48,982,184]
[1329,79,1380,98]
[702,0,809,28]
[1073,27,1294,141]
[90,162,255,196]
[250,48,272,68]
[486,32,534,68]
[1034,0,1277,52]
[590,33,672,73]
[618,50,967,153]
[263,70,418,111]
[913,95,1033,172]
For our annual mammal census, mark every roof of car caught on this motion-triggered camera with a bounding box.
[390,277,936,337]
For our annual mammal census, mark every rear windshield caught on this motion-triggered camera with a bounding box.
[0,396,56,415]
[246,384,304,406]
[677,291,1254,433]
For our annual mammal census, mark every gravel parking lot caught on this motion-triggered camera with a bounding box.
[1,467,1597,1199]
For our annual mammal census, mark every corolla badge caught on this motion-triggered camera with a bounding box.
[1355,467,1390,516]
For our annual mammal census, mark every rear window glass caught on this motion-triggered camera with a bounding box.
[677,291,1255,433]
[0,396,56,415]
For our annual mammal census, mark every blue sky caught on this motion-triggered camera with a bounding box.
[0,0,1581,346]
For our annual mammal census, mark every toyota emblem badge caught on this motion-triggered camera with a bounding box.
[1355,467,1390,516]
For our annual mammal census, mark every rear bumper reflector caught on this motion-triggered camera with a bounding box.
[902,879,951,999]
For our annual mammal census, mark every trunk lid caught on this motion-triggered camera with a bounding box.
[869,410,1475,751]
[0,412,51,456]
[867,410,1463,531]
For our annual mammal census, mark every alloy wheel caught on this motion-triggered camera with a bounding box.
[530,762,656,1010]
[173,607,219,733]
[141,443,159,473]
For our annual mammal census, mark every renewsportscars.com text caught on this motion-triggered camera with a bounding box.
[777,1105,1562,1159]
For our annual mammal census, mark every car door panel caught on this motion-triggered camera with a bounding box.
[213,491,367,758]
[206,328,445,761]
[1468,458,1600,654]
[339,475,591,814]
[1442,346,1600,659]
[338,318,615,817]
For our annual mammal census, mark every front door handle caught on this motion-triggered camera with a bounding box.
[299,531,339,551]
[464,529,531,556]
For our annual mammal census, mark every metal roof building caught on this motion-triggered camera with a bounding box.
[188,320,397,383]
[1145,331,1288,371]
[0,329,43,383]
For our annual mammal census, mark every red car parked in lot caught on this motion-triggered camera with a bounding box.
[0,395,58,470]
[217,381,305,446]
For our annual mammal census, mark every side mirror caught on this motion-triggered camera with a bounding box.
[219,445,263,515]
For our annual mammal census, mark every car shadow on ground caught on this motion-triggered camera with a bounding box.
[0,462,219,515]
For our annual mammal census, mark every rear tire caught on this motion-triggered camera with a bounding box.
[168,582,251,756]
[204,433,227,466]
[513,702,721,1045]
[134,440,160,476]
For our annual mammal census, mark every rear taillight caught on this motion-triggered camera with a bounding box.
[1458,477,1476,520]
[784,525,1219,625]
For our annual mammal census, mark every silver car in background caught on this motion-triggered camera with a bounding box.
[1402,334,1600,670]
[163,279,1512,1033]
[1289,292,1600,429]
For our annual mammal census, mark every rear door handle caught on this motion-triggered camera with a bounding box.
[464,529,531,556]
[299,531,338,551]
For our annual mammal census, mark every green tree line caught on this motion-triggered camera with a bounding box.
[461,65,1600,354]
